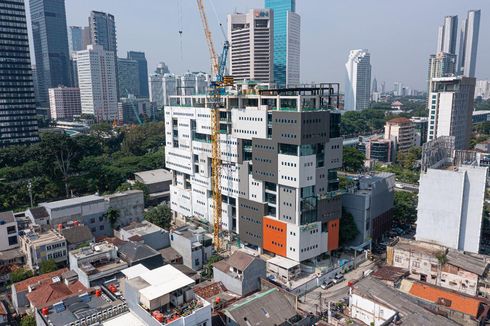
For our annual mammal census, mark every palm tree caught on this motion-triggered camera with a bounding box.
[104,208,120,229]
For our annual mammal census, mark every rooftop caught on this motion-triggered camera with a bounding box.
[134,169,172,184]
[102,311,145,326]
[40,195,104,210]
[14,268,69,293]
[390,238,444,257]
[386,117,412,124]
[26,280,87,308]
[120,220,165,236]
[446,249,489,276]
[21,229,66,245]
[371,266,409,283]
[406,280,483,318]
[267,255,300,270]
[352,278,458,325]
[223,288,298,325]
[27,206,49,220]
[214,251,259,273]
[70,242,116,260]
[117,242,160,263]
[160,247,182,262]
[124,264,195,300]
[61,225,94,245]
[0,210,15,223]
[193,281,227,300]
[0,248,24,262]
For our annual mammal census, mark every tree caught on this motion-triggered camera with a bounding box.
[202,255,223,278]
[397,146,422,169]
[339,210,359,246]
[104,208,120,228]
[10,267,33,283]
[393,191,418,226]
[20,315,36,326]
[39,259,58,274]
[144,204,172,229]
[343,147,365,173]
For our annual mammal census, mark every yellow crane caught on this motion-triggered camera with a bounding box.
[196,0,230,251]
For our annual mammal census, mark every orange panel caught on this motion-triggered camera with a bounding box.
[327,218,340,251]
[263,217,287,256]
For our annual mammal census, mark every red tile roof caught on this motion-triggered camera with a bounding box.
[409,282,482,318]
[13,268,68,293]
[386,117,412,125]
[26,280,87,308]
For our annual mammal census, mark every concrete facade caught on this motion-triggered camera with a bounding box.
[20,230,67,270]
[345,49,371,111]
[170,226,213,271]
[0,211,19,251]
[48,87,82,121]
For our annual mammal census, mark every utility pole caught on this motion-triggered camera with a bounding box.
[319,292,323,317]
[27,180,33,207]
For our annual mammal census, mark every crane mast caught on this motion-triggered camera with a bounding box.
[196,0,230,251]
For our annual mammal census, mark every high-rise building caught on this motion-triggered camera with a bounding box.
[30,0,72,106]
[117,58,140,98]
[372,77,378,94]
[89,11,118,97]
[228,9,274,83]
[118,96,154,124]
[416,137,487,254]
[384,117,416,156]
[436,16,458,54]
[165,83,343,262]
[428,52,457,80]
[264,0,300,87]
[127,51,149,98]
[155,62,170,75]
[410,117,429,146]
[344,49,371,111]
[48,87,82,121]
[458,10,481,78]
[75,45,118,121]
[68,26,84,53]
[149,72,208,109]
[475,80,490,100]
[0,0,39,146]
[427,76,475,150]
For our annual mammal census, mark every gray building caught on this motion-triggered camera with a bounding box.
[118,96,154,125]
[213,250,266,296]
[68,26,84,53]
[342,173,395,246]
[134,169,172,205]
[127,51,149,98]
[117,242,164,270]
[30,0,72,106]
[60,225,94,250]
[117,58,140,98]
[170,226,213,271]
[459,10,481,78]
[116,220,170,250]
[0,0,39,146]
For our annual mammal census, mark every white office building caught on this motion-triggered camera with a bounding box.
[48,87,82,121]
[436,16,458,55]
[228,9,274,83]
[149,72,208,109]
[427,76,476,150]
[75,44,118,121]
[344,49,371,111]
[458,10,481,78]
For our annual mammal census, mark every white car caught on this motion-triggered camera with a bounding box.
[395,183,404,189]
[333,274,345,284]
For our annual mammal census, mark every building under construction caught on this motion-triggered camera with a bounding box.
[164,82,343,262]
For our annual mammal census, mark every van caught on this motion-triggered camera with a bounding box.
[320,280,334,289]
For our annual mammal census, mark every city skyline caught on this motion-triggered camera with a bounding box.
[28,0,489,91]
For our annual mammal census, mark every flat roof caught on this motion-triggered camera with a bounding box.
[102,312,146,326]
[121,264,150,280]
[40,195,103,209]
[137,264,195,301]
[134,169,172,184]
[267,256,299,270]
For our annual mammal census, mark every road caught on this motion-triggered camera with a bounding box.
[297,259,377,315]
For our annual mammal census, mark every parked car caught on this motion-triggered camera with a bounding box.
[333,274,345,284]
[321,280,334,289]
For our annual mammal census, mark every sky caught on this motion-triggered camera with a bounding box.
[59,0,490,91]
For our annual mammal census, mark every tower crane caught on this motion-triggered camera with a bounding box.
[196,0,230,251]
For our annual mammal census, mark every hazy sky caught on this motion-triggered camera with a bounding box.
[61,0,489,90]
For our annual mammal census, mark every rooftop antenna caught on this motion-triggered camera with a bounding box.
[178,0,184,60]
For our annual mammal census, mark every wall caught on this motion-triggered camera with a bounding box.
[350,293,397,326]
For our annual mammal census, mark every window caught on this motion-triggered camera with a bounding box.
[7,226,16,235]
[194,258,200,266]
[99,225,105,231]
[99,216,104,222]
[8,236,17,246]
[395,256,402,263]
[90,218,96,224]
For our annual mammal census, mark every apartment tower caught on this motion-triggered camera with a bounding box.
[344,49,371,111]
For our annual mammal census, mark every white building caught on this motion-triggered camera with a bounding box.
[476,80,490,100]
[48,87,82,121]
[75,44,118,121]
[149,73,207,109]
[344,49,371,111]
[458,10,481,78]
[228,9,274,83]
[0,211,19,251]
[165,83,343,263]
[427,76,476,150]
[436,16,458,55]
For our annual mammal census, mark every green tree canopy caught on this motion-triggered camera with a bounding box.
[393,191,418,226]
[20,314,36,326]
[104,208,120,228]
[144,204,172,229]
[10,267,33,283]
[39,259,58,274]
[343,147,365,173]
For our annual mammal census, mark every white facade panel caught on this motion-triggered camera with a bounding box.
[277,154,316,188]
[165,147,193,175]
[170,185,192,217]
[232,107,268,140]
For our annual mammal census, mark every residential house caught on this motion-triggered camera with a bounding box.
[134,169,172,205]
[213,251,266,296]
[0,211,19,251]
[170,226,213,271]
[116,221,170,250]
[20,230,67,271]
[60,225,94,250]
[117,242,164,270]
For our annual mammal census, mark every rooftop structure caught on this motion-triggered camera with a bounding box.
[134,169,172,204]
[122,264,211,325]
[213,250,266,296]
[61,225,94,250]
[117,242,164,270]
[170,226,213,271]
[384,117,416,154]
[387,238,489,296]
[69,242,128,288]
[20,230,67,271]
[349,277,458,325]
[116,221,170,250]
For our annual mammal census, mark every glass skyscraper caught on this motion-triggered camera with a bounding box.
[265,0,300,87]
[127,51,149,98]
[30,0,72,106]
[0,0,39,146]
